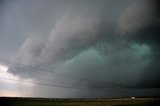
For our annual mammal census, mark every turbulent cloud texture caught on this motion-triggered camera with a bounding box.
[0,0,160,97]
[117,0,156,35]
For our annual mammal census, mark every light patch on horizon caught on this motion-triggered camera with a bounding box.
[0,64,34,97]
[0,90,24,97]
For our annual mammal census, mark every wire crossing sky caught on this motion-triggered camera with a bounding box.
[0,0,160,98]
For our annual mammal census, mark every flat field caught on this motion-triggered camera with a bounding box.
[0,97,160,106]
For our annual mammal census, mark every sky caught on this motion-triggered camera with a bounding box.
[0,0,160,98]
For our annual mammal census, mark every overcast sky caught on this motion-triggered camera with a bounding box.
[0,0,160,98]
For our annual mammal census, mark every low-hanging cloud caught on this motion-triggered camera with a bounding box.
[16,15,101,66]
[3,0,160,97]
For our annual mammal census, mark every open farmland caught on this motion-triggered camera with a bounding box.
[0,97,160,106]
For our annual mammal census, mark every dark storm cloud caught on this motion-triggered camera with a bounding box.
[117,0,160,88]
[0,0,159,97]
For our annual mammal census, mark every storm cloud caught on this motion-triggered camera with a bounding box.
[0,0,160,97]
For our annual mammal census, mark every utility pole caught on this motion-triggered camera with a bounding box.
[117,82,122,99]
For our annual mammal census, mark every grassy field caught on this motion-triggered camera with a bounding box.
[0,97,160,106]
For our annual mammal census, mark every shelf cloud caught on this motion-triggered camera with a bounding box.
[0,0,159,97]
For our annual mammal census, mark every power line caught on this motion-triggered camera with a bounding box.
[8,63,108,84]
[8,66,77,85]
[1,62,155,96]
[1,63,111,90]
[1,69,110,92]
[29,66,107,84]
[8,65,107,88]
[4,65,141,92]
[0,72,78,87]
[7,63,139,93]
[0,76,140,96]
[0,72,140,95]
[0,77,115,92]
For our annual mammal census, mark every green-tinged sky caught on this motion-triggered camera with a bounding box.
[0,0,160,98]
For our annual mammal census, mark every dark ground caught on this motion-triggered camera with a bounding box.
[0,97,160,106]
